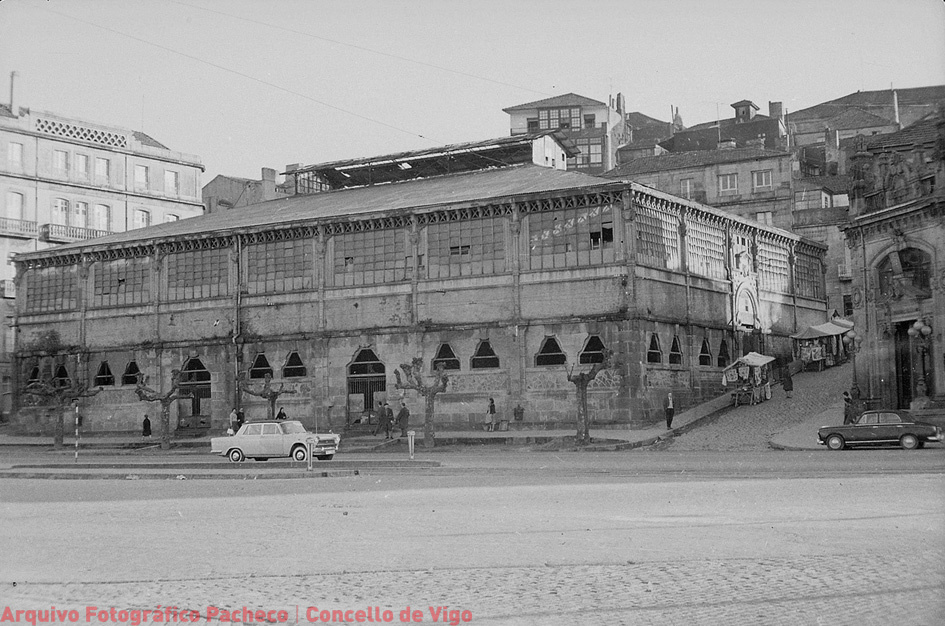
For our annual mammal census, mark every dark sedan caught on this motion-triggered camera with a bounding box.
[818,409,943,450]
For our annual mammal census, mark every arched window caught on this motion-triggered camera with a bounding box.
[646,334,662,363]
[432,344,461,370]
[699,339,712,366]
[27,366,40,384]
[717,339,730,368]
[349,349,384,376]
[94,361,115,386]
[669,336,683,365]
[579,336,606,364]
[282,352,307,378]
[899,248,931,294]
[52,365,70,388]
[180,358,211,383]
[535,337,566,366]
[471,340,500,369]
[122,361,141,385]
[249,354,273,379]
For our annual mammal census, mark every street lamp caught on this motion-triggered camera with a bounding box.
[842,330,864,398]
[907,318,933,397]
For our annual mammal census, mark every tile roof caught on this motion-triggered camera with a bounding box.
[625,111,668,127]
[502,93,607,113]
[30,165,620,256]
[867,112,942,150]
[603,148,790,177]
[787,85,945,122]
[796,175,853,194]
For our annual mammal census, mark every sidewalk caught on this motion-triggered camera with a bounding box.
[0,390,732,454]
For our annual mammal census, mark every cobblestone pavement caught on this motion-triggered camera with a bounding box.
[659,363,850,451]
[5,551,943,626]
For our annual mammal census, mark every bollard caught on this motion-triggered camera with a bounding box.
[407,430,415,460]
[306,437,315,472]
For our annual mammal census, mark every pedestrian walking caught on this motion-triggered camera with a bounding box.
[236,408,245,430]
[228,408,239,435]
[782,368,794,398]
[664,392,675,429]
[843,391,855,424]
[142,414,151,439]
[396,401,410,437]
[374,402,393,438]
[486,398,497,432]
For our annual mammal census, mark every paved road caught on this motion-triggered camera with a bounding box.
[2,451,943,626]
[660,361,849,451]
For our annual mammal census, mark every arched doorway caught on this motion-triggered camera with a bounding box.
[178,357,211,432]
[347,349,386,426]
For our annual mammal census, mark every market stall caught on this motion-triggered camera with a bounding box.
[722,352,775,406]
[791,319,853,370]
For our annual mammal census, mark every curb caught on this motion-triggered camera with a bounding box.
[0,469,361,480]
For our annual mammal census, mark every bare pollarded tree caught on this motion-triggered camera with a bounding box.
[394,358,449,449]
[239,372,296,420]
[567,348,617,445]
[24,370,101,449]
[135,370,192,450]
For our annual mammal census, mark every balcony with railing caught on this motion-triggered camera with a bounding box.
[39,223,113,244]
[0,217,39,239]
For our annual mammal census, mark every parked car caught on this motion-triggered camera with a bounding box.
[210,420,340,462]
[817,409,943,450]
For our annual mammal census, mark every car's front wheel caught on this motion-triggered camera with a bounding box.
[900,434,919,450]
[826,434,845,450]
[292,446,308,462]
[228,448,244,463]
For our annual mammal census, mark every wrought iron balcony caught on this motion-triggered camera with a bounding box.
[39,223,113,243]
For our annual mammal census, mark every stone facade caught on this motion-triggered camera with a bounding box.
[843,112,945,410]
[11,164,826,437]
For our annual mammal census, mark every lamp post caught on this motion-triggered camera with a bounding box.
[907,318,933,398]
[842,330,864,381]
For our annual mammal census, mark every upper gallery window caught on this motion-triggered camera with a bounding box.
[134,164,149,191]
[579,336,606,364]
[752,170,772,189]
[432,344,461,370]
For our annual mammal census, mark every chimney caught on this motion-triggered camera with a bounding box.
[745,136,766,149]
[768,101,783,122]
[9,71,19,118]
[718,138,737,150]
[825,128,840,175]
[893,90,900,127]
[261,167,277,197]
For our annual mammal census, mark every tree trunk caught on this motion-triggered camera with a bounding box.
[53,409,64,450]
[575,382,590,445]
[423,394,436,449]
[160,404,172,450]
[267,397,276,420]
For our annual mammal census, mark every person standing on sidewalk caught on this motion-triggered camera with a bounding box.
[664,392,675,429]
[142,414,151,439]
[782,368,794,398]
[486,398,497,432]
[396,401,410,438]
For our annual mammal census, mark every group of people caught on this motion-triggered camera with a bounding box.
[372,401,410,439]
[227,407,246,435]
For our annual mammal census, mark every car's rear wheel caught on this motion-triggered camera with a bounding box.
[316,454,334,461]
[228,448,244,463]
[900,434,919,450]
[292,446,307,462]
[826,434,845,450]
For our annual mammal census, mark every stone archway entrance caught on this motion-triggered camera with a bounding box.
[346,349,386,428]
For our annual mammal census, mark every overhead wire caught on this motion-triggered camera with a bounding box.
[32,3,536,171]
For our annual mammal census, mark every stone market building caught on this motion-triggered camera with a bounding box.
[10,135,827,438]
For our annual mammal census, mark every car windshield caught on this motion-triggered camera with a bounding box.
[281,421,307,435]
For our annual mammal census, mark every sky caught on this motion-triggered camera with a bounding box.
[1,0,944,185]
